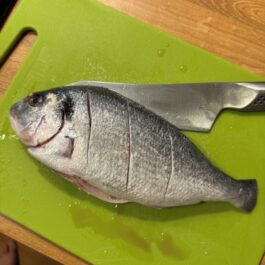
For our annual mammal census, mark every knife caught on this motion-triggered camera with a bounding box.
[68,81,265,132]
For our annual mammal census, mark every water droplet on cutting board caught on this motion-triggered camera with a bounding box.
[0,134,6,141]
[156,233,187,259]
[157,49,165,57]
[8,134,19,140]
[75,200,81,205]
[179,64,188,72]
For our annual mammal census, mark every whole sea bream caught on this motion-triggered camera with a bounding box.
[9,86,257,212]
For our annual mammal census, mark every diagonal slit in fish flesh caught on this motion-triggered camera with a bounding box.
[86,92,92,165]
[164,133,173,198]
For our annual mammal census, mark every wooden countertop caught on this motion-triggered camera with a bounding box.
[0,1,264,264]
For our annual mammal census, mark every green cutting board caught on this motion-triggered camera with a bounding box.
[0,1,264,264]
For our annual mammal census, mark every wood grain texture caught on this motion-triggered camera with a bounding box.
[191,0,265,28]
[99,0,265,77]
[0,214,89,265]
[261,253,265,265]
[0,32,36,97]
[0,233,60,265]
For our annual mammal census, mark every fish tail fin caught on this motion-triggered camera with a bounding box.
[232,179,257,212]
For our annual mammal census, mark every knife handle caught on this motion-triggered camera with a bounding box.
[243,91,265,111]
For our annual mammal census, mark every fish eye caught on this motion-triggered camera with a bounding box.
[27,94,45,107]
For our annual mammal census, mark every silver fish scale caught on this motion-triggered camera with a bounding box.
[165,133,233,206]
[84,89,129,196]
[126,103,172,205]
[84,88,240,206]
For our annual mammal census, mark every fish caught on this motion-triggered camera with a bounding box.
[9,86,258,212]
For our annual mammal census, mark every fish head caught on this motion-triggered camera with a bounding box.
[9,87,89,176]
[9,90,70,147]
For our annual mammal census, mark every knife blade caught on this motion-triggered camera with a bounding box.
[68,81,265,132]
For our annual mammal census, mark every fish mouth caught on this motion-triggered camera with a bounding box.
[27,115,65,149]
